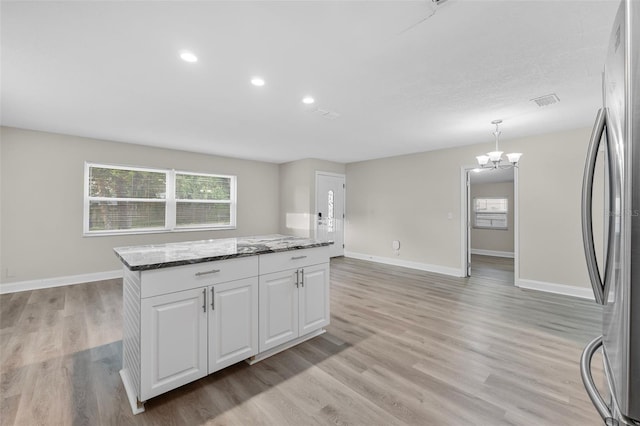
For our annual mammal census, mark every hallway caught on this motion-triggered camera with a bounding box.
[470,254,514,285]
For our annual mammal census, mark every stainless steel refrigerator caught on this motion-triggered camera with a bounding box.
[581,0,639,425]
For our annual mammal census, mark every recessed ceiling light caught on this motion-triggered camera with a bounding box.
[179,51,198,63]
[251,77,265,87]
[302,96,315,104]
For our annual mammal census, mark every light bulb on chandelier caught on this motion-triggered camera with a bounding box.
[476,120,522,169]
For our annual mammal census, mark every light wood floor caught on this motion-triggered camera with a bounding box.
[470,255,514,284]
[1,257,605,425]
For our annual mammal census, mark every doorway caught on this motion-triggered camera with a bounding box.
[461,166,518,284]
[315,172,345,257]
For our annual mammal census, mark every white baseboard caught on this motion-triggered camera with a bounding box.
[471,249,514,258]
[120,369,145,415]
[343,252,594,300]
[517,278,595,300]
[0,269,122,294]
[344,251,465,278]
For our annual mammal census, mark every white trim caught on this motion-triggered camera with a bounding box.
[344,251,465,277]
[461,166,519,284]
[314,171,346,179]
[344,251,595,300]
[514,167,520,286]
[315,171,346,256]
[84,162,237,236]
[0,269,122,294]
[517,278,595,300]
[460,165,474,277]
[84,226,237,237]
[470,249,514,258]
[120,368,145,415]
[84,161,90,233]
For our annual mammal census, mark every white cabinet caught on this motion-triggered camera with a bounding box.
[259,270,299,352]
[127,256,259,406]
[208,277,258,373]
[140,276,259,400]
[120,244,329,414]
[259,255,330,353]
[298,263,330,336]
[140,287,208,400]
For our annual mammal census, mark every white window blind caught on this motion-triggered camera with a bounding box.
[473,197,508,229]
[84,163,236,235]
[175,172,234,228]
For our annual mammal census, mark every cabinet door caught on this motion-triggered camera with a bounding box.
[259,269,299,352]
[208,277,258,373]
[299,263,330,336]
[140,287,208,400]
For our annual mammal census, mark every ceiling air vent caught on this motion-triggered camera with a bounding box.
[531,93,560,107]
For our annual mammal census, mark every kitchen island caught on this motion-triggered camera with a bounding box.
[114,234,331,414]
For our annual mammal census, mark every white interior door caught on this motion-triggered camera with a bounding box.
[316,172,345,257]
[466,171,472,277]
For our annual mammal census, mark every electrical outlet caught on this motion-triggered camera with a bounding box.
[392,240,400,256]
[6,268,16,278]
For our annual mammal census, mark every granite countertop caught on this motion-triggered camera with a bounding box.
[113,234,330,271]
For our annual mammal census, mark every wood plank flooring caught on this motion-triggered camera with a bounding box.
[471,255,514,284]
[0,257,605,425]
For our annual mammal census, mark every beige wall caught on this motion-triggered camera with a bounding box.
[279,158,345,238]
[1,125,597,292]
[0,127,280,284]
[346,127,594,289]
[470,181,515,253]
[0,135,3,283]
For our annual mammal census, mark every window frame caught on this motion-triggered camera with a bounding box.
[83,162,237,236]
[473,196,508,230]
[173,170,237,231]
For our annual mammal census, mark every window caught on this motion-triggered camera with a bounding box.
[84,163,236,235]
[473,197,508,229]
[175,172,233,228]
[327,190,334,233]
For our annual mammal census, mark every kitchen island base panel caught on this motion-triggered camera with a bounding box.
[120,330,327,415]
[120,368,146,415]
[114,235,330,414]
[246,328,326,365]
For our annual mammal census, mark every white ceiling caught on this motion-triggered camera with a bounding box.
[1,0,618,164]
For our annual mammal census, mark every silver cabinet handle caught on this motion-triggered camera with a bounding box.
[211,287,215,310]
[202,288,207,313]
[195,269,220,277]
[581,108,608,305]
[300,269,304,287]
[295,270,299,288]
[291,255,307,260]
[580,336,612,422]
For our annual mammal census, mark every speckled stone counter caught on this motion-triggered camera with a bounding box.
[113,234,330,271]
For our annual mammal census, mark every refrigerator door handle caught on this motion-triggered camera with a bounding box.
[580,336,614,423]
[582,108,608,305]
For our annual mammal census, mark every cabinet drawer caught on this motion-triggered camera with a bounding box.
[259,246,329,275]
[140,256,259,298]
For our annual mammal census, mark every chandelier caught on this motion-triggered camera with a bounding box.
[476,120,522,169]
